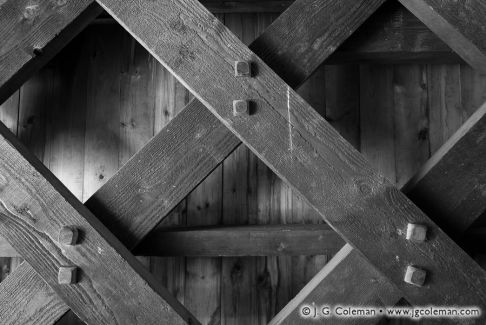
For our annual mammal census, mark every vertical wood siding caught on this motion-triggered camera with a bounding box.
[0,13,485,325]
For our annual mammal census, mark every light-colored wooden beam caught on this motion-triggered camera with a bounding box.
[96,0,486,310]
[399,0,486,73]
[0,0,377,323]
[0,125,198,324]
[0,0,102,104]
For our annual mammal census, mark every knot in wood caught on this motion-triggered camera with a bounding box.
[355,179,372,196]
[23,5,40,20]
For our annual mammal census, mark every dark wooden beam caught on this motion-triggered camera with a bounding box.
[0,125,197,324]
[398,0,486,72]
[0,0,102,104]
[93,1,462,63]
[327,0,460,64]
[0,0,375,323]
[97,0,486,309]
[271,103,486,324]
[404,102,486,236]
[0,224,343,257]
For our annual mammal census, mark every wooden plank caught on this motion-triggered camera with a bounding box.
[0,0,102,104]
[393,65,429,188]
[398,0,486,73]
[97,0,486,309]
[0,122,198,324]
[404,101,486,235]
[201,0,292,13]
[0,0,359,322]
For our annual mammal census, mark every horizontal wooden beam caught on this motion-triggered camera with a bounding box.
[93,1,461,63]
[3,222,486,258]
[0,0,102,104]
[0,224,343,257]
[0,0,365,323]
[327,0,460,64]
[98,0,486,310]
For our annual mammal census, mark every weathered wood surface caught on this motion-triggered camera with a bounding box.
[249,0,386,88]
[327,0,459,64]
[398,0,486,73]
[95,1,462,63]
[404,101,486,236]
[0,0,367,322]
[272,66,486,324]
[269,245,402,325]
[0,122,197,324]
[144,223,342,256]
[0,0,102,104]
[97,0,486,308]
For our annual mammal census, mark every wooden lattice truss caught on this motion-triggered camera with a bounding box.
[0,0,485,324]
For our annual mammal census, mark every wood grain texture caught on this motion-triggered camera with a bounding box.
[270,245,402,325]
[0,223,336,257]
[404,101,486,236]
[272,64,486,324]
[327,0,459,64]
[0,122,197,324]
[0,262,68,325]
[249,0,386,88]
[97,0,486,308]
[398,0,486,73]
[0,0,353,322]
[0,0,102,104]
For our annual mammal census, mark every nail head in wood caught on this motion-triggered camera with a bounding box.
[59,226,79,245]
[404,265,426,287]
[406,223,427,242]
[58,266,78,284]
[234,61,251,77]
[233,100,249,116]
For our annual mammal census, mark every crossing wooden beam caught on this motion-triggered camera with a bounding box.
[0,123,198,324]
[398,0,486,73]
[96,0,486,310]
[271,102,486,324]
[0,0,382,323]
[0,0,102,104]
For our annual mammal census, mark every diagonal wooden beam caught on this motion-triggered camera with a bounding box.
[0,0,102,104]
[398,0,486,73]
[271,102,486,324]
[0,126,198,324]
[0,0,385,323]
[97,0,486,310]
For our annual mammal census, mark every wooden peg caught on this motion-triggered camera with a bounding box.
[234,61,251,77]
[233,100,249,116]
[58,266,78,284]
[406,223,427,242]
[404,265,426,287]
[59,226,79,245]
